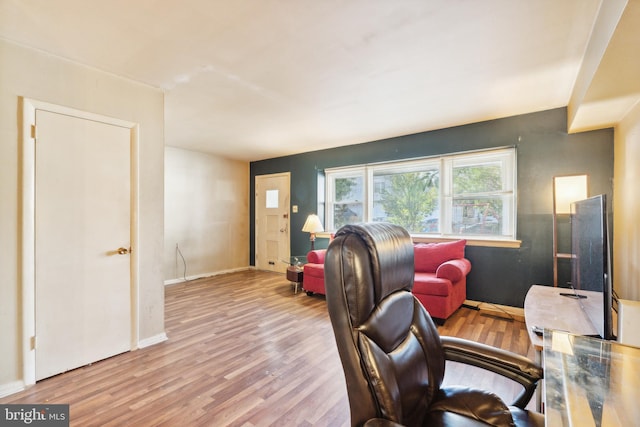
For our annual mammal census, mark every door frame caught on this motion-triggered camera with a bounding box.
[255,172,291,273]
[21,98,140,385]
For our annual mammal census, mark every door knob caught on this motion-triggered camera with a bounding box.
[117,247,131,255]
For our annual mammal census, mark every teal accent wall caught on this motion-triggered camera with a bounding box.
[250,108,614,307]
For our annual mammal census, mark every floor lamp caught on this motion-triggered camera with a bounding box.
[553,175,588,286]
[302,214,324,251]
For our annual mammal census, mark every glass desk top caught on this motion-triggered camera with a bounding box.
[543,329,640,427]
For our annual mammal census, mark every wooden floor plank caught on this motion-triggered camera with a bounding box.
[1,270,535,425]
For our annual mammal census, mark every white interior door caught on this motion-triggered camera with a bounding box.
[255,173,290,273]
[35,109,132,381]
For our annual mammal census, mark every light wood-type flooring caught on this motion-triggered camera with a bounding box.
[1,270,536,426]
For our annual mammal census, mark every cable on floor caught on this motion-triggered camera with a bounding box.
[176,243,188,282]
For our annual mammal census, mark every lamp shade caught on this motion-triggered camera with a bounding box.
[554,175,588,214]
[302,214,324,233]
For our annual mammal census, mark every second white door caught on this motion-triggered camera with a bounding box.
[255,173,291,273]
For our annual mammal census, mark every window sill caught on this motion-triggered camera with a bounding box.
[316,232,334,240]
[411,236,521,249]
[319,231,521,249]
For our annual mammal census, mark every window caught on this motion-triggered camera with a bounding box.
[265,189,279,208]
[371,160,440,232]
[325,148,516,240]
[326,167,365,230]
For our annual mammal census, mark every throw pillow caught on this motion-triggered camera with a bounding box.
[414,239,466,272]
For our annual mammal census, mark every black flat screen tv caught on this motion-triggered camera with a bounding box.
[570,194,615,340]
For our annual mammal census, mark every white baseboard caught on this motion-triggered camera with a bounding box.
[138,332,168,349]
[164,266,251,286]
[0,380,25,399]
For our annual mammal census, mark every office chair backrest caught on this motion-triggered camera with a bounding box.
[325,223,445,426]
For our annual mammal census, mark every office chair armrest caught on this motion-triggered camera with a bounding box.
[441,335,543,408]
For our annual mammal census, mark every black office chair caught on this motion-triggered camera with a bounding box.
[324,223,544,427]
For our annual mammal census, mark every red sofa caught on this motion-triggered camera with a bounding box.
[412,239,471,321]
[303,249,326,295]
[303,239,471,321]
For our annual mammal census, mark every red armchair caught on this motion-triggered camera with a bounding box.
[303,239,471,318]
[412,239,471,322]
[303,249,326,295]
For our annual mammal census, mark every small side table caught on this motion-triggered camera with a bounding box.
[286,265,304,294]
[284,255,307,294]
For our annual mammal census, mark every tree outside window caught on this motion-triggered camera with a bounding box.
[333,176,363,230]
[374,170,439,233]
[452,163,505,236]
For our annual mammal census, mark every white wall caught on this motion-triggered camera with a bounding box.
[0,39,165,394]
[614,101,640,302]
[164,147,249,283]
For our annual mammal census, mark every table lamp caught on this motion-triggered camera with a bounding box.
[302,214,324,251]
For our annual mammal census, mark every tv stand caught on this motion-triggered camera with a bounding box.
[524,285,598,352]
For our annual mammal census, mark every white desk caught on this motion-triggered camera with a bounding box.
[524,285,601,414]
[524,285,599,352]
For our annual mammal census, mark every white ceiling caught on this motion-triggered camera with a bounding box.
[1,0,638,161]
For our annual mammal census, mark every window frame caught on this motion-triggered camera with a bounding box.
[325,166,366,231]
[325,147,517,242]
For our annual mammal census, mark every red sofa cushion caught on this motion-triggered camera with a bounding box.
[413,240,466,272]
[413,272,451,296]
